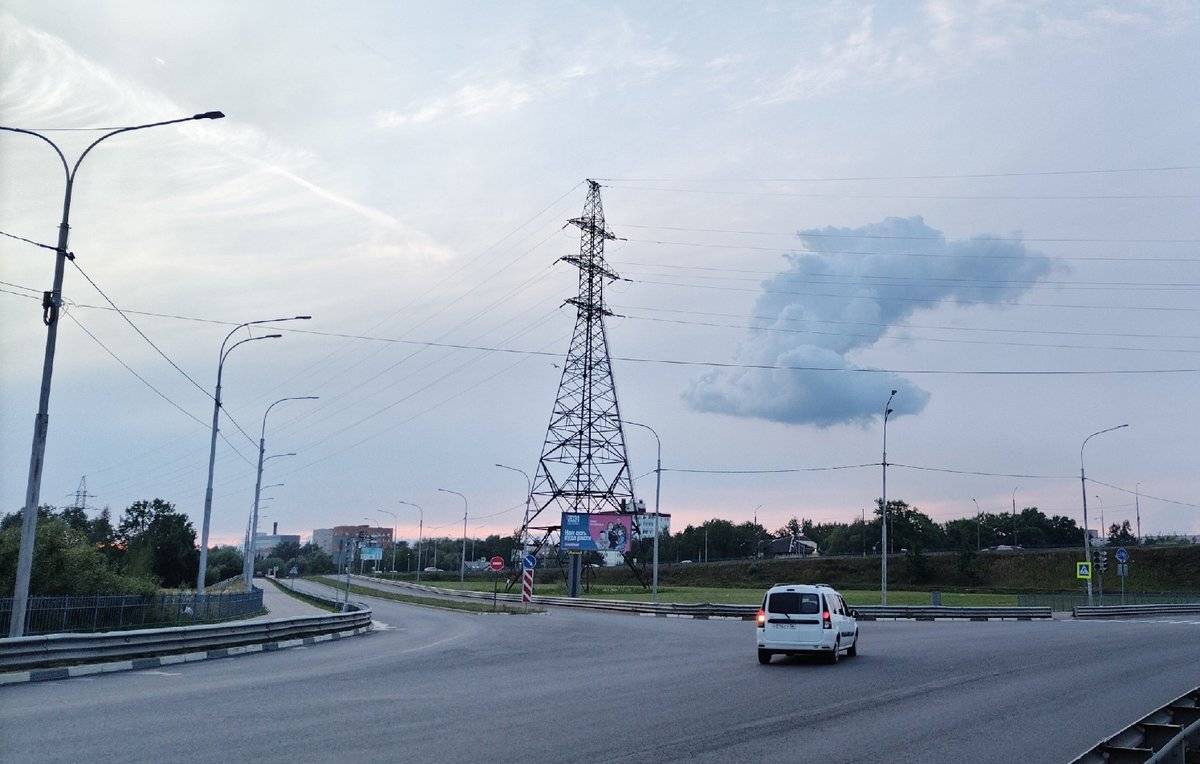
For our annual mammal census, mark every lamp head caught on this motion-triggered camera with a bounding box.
[194,111,225,120]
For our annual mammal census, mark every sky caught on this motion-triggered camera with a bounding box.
[1,1,1198,550]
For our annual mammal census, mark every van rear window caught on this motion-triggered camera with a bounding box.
[767,592,820,615]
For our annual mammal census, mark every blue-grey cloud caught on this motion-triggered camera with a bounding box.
[683,216,1053,427]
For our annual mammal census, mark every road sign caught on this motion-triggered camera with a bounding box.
[521,567,534,603]
[361,546,383,561]
[1117,563,1128,577]
[522,554,537,570]
[1115,547,1129,564]
[1076,562,1091,580]
[488,555,505,572]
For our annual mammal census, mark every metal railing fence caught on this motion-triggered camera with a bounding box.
[1017,591,1200,612]
[0,590,264,636]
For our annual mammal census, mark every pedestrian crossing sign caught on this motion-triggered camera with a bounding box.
[1076,562,1091,580]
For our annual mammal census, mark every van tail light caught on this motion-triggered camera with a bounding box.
[822,611,832,629]
[755,609,766,628]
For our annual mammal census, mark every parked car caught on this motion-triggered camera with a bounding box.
[422,566,441,572]
[755,583,859,665]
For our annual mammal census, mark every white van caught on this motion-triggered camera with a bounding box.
[755,583,859,664]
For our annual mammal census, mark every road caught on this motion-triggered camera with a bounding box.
[2,578,1197,763]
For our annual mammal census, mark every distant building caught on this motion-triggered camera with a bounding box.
[312,528,334,555]
[254,533,301,560]
[329,525,394,568]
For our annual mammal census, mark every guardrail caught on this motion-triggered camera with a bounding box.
[1072,685,1200,763]
[0,584,371,672]
[0,589,265,636]
[353,577,1052,620]
[1072,603,1200,619]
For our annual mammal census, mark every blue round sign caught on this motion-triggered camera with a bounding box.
[522,554,537,570]
[1115,547,1129,564]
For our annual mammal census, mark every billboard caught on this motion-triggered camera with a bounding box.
[560,513,632,552]
[360,546,383,561]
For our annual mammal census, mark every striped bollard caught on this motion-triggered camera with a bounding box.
[521,568,534,603]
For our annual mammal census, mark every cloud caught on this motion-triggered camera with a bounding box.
[682,216,1053,427]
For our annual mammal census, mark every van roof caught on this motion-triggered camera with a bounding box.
[768,583,832,592]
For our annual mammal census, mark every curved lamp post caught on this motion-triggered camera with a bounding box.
[3,111,225,637]
[438,488,469,581]
[399,500,424,580]
[196,317,310,592]
[1080,424,1128,606]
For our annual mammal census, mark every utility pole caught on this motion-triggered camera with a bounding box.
[2,110,226,638]
[246,396,315,587]
[972,498,982,551]
[520,181,634,599]
[1011,486,1020,547]
[1134,483,1141,544]
[624,422,662,603]
[1080,424,1128,607]
[438,488,468,581]
[881,390,896,605]
[197,316,311,593]
[399,500,424,581]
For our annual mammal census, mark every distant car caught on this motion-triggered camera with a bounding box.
[422,567,440,572]
[680,560,694,564]
[755,583,858,665]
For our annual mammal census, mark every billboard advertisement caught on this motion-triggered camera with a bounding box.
[360,546,383,561]
[560,513,632,552]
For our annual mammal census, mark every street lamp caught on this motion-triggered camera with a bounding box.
[881,389,897,606]
[244,397,317,586]
[972,498,983,551]
[196,316,311,593]
[1080,424,1128,606]
[1011,486,1021,547]
[3,109,226,638]
[494,463,532,552]
[625,421,662,603]
[376,508,399,574]
[399,500,424,581]
[438,488,469,581]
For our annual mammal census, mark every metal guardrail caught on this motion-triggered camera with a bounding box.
[0,590,265,635]
[1072,603,1200,619]
[1072,685,1200,763]
[1019,591,1200,612]
[0,585,371,672]
[354,576,1052,620]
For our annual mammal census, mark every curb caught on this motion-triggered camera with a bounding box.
[0,625,371,687]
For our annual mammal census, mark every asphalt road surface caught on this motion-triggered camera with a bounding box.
[2,579,1197,763]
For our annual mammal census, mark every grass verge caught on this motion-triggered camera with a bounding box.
[312,577,543,615]
[264,576,341,613]
[407,580,1018,607]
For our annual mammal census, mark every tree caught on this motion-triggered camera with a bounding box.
[0,515,155,596]
[118,499,199,589]
[205,546,244,585]
[1108,520,1136,545]
[270,539,302,562]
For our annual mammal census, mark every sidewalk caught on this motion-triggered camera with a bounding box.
[250,578,330,620]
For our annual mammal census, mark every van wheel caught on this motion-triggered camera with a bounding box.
[847,632,858,657]
[757,649,772,665]
[827,639,841,664]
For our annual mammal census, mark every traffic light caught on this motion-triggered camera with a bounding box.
[1096,548,1109,573]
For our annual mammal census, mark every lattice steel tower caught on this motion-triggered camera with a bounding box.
[521,180,634,554]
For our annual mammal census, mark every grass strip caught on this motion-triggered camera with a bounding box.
[312,577,543,615]
[264,577,341,613]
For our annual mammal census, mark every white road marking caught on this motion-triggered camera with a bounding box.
[137,670,182,677]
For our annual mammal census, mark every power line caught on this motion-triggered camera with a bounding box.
[631,277,1200,313]
[622,236,1200,263]
[614,262,1200,292]
[67,259,259,448]
[623,314,1200,355]
[664,462,879,474]
[0,230,56,250]
[610,222,1200,245]
[595,165,1200,182]
[1085,478,1200,510]
[602,184,1199,201]
[611,304,1200,341]
[889,463,1074,479]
